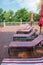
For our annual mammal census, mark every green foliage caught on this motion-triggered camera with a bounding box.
[34,13,40,21]
[4,10,14,22]
[14,8,31,22]
[0,8,40,22]
[0,8,3,15]
[0,8,4,22]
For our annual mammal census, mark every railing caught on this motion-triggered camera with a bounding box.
[0,22,38,27]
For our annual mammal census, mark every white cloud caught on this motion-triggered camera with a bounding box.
[2,0,22,5]
[18,0,38,12]
[2,0,15,5]
[2,0,38,12]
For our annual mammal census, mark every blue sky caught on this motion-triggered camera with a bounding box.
[0,0,39,12]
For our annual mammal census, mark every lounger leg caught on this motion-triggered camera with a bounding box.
[39,41,43,46]
[39,42,42,47]
[33,47,35,51]
[31,47,35,54]
[8,48,10,57]
[39,44,41,47]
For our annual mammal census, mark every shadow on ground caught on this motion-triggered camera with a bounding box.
[0,32,15,61]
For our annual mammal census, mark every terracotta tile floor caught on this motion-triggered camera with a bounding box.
[0,25,43,60]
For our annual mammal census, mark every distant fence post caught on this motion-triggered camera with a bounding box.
[21,21,22,24]
[4,22,5,27]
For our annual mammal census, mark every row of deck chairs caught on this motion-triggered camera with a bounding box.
[13,29,37,41]
[16,23,33,34]
[9,23,43,49]
[13,24,38,41]
[1,24,43,63]
[9,35,43,48]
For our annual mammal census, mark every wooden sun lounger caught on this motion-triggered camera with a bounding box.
[18,23,30,30]
[9,35,43,48]
[16,27,32,34]
[13,29,37,41]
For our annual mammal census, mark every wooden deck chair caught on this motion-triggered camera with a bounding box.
[19,23,30,29]
[16,24,32,34]
[13,29,37,41]
[16,27,32,34]
[17,23,30,30]
[9,35,43,48]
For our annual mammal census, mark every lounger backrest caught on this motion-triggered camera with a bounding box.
[31,35,43,46]
[13,29,36,37]
[17,27,32,34]
[9,35,43,47]
[19,23,30,30]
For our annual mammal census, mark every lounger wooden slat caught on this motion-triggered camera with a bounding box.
[9,35,43,48]
[2,58,43,63]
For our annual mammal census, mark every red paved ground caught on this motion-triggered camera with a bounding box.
[0,25,43,34]
[0,25,43,61]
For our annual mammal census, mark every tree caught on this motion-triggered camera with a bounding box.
[4,10,14,22]
[14,8,31,22]
[0,8,40,22]
[0,8,3,15]
[34,13,40,21]
[0,8,5,22]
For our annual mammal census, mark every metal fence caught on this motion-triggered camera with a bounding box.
[0,22,38,27]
